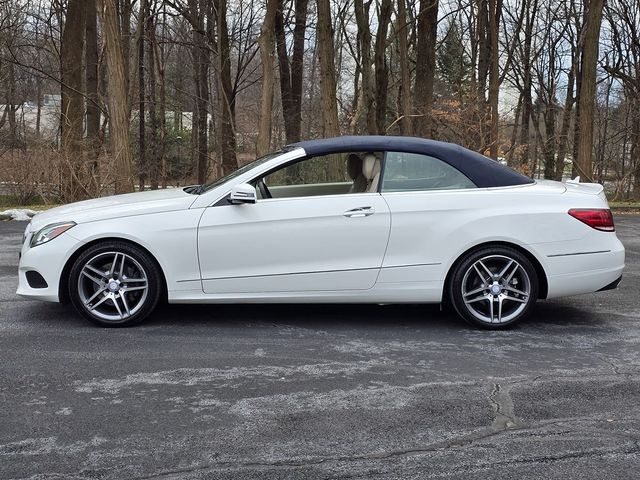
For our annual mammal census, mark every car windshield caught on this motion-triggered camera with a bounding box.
[200,148,293,193]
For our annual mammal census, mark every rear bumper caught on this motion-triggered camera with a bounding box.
[597,275,622,292]
[537,235,625,299]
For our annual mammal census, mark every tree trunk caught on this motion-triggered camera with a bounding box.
[290,0,308,142]
[475,0,489,151]
[555,47,576,181]
[575,0,605,182]
[316,0,340,137]
[60,0,87,201]
[397,0,412,136]
[6,61,19,148]
[275,0,294,144]
[631,99,640,199]
[487,0,501,159]
[216,0,238,175]
[120,0,133,113]
[374,0,392,134]
[257,0,278,156]
[153,6,167,188]
[543,102,557,179]
[275,0,307,144]
[305,33,318,138]
[85,0,101,194]
[36,74,42,136]
[101,0,135,194]
[147,11,159,189]
[190,0,211,183]
[137,0,147,190]
[506,93,522,165]
[519,0,537,167]
[414,0,438,138]
[540,70,558,178]
[354,0,375,134]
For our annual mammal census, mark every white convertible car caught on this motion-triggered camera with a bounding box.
[17,136,624,328]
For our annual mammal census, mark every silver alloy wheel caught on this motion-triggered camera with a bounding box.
[77,251,149,322]
[461,254,531,324]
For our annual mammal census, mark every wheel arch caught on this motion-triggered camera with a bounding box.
[443,241,548,301]
[58,237,169,304]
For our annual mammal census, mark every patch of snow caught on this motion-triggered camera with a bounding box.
[0,209,39,221]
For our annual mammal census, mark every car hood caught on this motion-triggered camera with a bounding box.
[30,188,197,230]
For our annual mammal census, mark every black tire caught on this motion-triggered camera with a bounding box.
[68,241,162,327]
[449,246,538,329]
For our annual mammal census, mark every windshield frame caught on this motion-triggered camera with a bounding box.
[200,147,295,193]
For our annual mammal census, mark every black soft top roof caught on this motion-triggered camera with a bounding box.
[290,136,533,188]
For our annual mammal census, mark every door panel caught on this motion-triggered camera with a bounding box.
[197,193,391,294]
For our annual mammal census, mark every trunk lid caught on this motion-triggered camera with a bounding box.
[564,177,607,202]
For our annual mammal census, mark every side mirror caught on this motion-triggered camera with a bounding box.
[229,183,257,204]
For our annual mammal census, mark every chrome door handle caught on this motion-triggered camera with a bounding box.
[343,206,375,218]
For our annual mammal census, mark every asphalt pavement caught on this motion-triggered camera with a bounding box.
[1,217,639,479]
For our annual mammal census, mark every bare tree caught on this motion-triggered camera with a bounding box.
[137,0,148,189]
[146,3,159,189]
[85,0,101,194]
[216,0,238,175]
[487,0,501,159]
[100,0,134,193]
[414,0,439,138]
[316,0,339,137]
[604,0,640,197]
[554,1,580,180]
[374,0,392,134]
[60,0,87,200]
[257,0,278,156]
[189,0,210,183]
[354,0,375,134]
[396,0,412,135]
[574,0,605,181]
[275,0,308,144]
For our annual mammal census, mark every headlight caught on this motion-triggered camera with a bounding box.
[30,222,76,248]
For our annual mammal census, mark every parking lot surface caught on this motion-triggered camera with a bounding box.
[1,217,639,479]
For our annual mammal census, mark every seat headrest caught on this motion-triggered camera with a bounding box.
[347,154,362,180]
[362,153,380,181]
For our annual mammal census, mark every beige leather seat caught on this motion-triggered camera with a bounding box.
[362,153,381,193]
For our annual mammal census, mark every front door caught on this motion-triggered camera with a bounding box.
[197,152,391,294]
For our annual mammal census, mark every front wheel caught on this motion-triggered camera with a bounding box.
[68,241,162,327]
[449,246,538,329]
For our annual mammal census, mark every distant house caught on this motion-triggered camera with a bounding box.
[2,94,203,144]
[0,99,60,145]
[43,94,61,108]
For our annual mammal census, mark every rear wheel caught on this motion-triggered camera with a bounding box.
[450,246,538,329]
[68,241,161,327]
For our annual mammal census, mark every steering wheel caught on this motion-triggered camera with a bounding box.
[256,178,272,199]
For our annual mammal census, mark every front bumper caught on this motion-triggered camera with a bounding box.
[16,231,83,303]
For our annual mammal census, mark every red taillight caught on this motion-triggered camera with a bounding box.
[568,208,615,232]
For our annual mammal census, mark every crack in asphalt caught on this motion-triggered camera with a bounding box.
[123,412,640,480]
[489,382,521,429]
[5,370,640,480]
[125,426,640,480]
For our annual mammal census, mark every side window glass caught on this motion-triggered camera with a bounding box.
[258,151,383,199]
[382,152,476,192]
